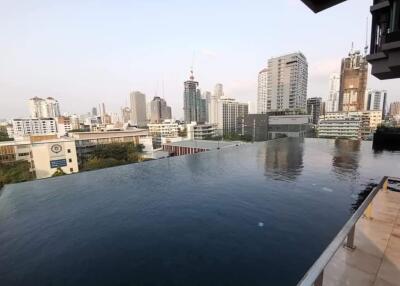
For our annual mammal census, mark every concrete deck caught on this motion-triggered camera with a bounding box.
[324,186,400,286]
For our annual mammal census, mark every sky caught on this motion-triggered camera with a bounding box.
[1,0,399,120]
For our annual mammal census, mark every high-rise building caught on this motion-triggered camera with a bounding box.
[208,84,224,125]
[326,73,340,112]
[183,71,205,123]
[366,90,387,119]
[217,98,248,135]
[130,91,147,127]
[257,68,268,113]
[121,107,131,123]
[339,50,368,112]
[29,97,61,119]
[389,102,400,117]
[262,52,308,112]
[92,107,98,116]
[150,96,172,123]
[307,97,322,125]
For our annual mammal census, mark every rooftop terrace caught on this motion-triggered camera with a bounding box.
[0,138,399,285]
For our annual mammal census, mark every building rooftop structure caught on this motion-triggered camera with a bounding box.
[1,138,399,285]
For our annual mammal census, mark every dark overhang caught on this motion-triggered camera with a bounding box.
[300,0,347,13]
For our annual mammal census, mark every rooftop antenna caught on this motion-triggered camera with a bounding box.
[190,51,195,80]
[364,16,369,55]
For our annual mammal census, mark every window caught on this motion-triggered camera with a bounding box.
[68,158,72,163]
[67,149,71,153]
[70,168,73,172]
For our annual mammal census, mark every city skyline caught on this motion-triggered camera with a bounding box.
[1,0,400,119]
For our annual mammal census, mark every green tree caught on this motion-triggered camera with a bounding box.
[0,161,34,188]
[0,131,13,142]
[51,168,66,177]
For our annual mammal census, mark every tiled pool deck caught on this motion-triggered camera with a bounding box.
[324,183,400,286]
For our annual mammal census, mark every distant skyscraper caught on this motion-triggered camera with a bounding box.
[29,97,60,118]
[366,90,387,118]
[262,52,308,112]
[121,107,131,123]
[217,98,248,135]
[389,102,400,117]
[326,73,340,112]
[208,84,224,125]
[257,68,268,113]
[100,103,107,124]
[130,91,147,127]
[307,97,322,125]
[183,70,205,123]
[150,96,172,123]
[339,50,368,112]
[92,107,98,116]
[214,83,224,98]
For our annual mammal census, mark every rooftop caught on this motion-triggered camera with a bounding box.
[162,139,243,149]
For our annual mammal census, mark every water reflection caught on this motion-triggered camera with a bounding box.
[351,183,377,213]
[264,138,304,181]
[332,139,360,180]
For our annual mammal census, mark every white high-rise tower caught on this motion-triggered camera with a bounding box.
[257,68,268,113]
[263,52,308,112]
[130,91,147,127]
[326,73,340,112]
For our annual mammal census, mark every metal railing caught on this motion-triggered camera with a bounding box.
[297,176,390,286]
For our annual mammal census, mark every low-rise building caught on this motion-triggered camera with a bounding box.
[148,120,180,148]
[242,114,269,142]
[0,137,79,179]
[31,139,79,179]
[319,111,382,139]
[12,118,57,139]
[186,122,218,140]
[69,129,148,163]
[318,118,361,139]
[268,115,311,139]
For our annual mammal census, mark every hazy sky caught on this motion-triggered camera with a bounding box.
[1,0,399,120]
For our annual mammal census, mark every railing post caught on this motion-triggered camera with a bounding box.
[383,178,388,192]
[363,202,373,220]
[345,225,356,250]
[314,270,323,286]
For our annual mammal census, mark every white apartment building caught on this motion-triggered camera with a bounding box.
[186,122,217,140]
[217,98,248,135]
[130,91,147,127]
[0,138,79,179]
[366,90,387,117]
[31,139,79,179]
[147,120,180,147]
[12,118,57,138]
[208,83,224,125]
[318,111,382,139]
[318,118,361,139]
[29,97,61,118]
[325,73,340,112]
[257,68,268,113]
[260,52,308,112]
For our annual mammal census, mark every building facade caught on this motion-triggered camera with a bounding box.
[186,122,217,140]
[268,115,311,139]
[307,97,322,125]
[243,114,269,141]
[366,90,387,119]
[264,52,308,112]
[339,50,368,112]
[150,97,172,124]
[147,120,180,148]
[257,68,269,113]
[326,73,340,112]
[208,83,224,125]
[130,91,147,127]
[183,71,204,123]
[217,98,248,135]
[29,97,61,119]
[12,118,57,138]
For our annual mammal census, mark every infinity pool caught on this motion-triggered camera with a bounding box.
[1,138,399,286]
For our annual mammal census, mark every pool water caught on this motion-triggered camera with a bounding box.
[0,138,399,286]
